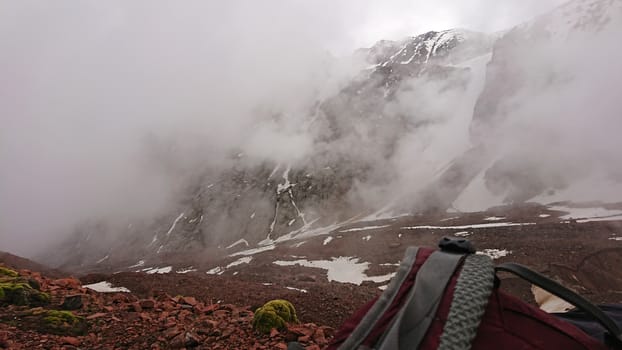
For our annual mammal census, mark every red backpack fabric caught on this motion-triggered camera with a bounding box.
[325,244,616,350]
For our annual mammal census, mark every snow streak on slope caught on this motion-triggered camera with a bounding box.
[402,222,536,230]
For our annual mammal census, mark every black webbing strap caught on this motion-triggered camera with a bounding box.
[496,263,622,348]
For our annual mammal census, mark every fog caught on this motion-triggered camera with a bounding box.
[0,0,600,257]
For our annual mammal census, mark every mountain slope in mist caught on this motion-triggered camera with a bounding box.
[431,0,622,212]
[43,28,495,269]
[38,0,622,269]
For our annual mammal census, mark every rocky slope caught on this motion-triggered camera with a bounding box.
[0,264,338,349]
[4,201,622,348]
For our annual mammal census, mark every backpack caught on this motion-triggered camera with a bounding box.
[320,238,622,350]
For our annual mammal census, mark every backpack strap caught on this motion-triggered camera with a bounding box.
[438,253,495,350]
[496,263,622,349]
[337,247,420,350]
[376,250,464,350]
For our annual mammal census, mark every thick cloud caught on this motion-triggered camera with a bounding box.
[0,1,568,257]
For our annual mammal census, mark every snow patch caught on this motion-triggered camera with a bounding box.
[96,255,109,264]
[229,244,275,257]
[226,256,253,268]
[176,267,197,274]
[538,214,551,218]
[285,286,308,293]
[577,215,622,223]
[402,222,536,230]
[477,249,511,259]
[83,281,130,293]
[166,213,185,236]
[549,205,622,220]
[362,235,372,241]
[206,267,224,275]
[339,225,390,233]
[226,239,250,250]
[273,257,394,285]
[323,237,333,245]
[276,166,294,195]
[484,216,506,221]
[128,260,145,269]
[145,266,172,274]
[454,231,472,237]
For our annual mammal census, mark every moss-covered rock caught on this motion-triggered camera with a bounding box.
[0,266,18,278]
[252,299,299,334]
[40,310,87,336]
[0,281,50,307]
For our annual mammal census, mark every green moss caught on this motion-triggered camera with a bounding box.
[41,310,86,336]
[43,310,80,324]
[0,282,31,305]
[252,299,299,334]
[32,291,51,305]
[0,266,18,278]
[0,281,50,306]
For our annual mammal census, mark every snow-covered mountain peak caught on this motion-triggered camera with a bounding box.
[362,28,494,69]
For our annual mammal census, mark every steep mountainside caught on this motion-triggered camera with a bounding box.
[426,0,622,212]
[44,28,495,270]
[42,0,622,270]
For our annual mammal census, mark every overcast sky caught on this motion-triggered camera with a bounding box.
[1,1,568,55]
[322,0,569,52]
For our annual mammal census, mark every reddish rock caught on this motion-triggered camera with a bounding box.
[181,296,198,306]
[53,278,81,289]
[139,299,156,309]
[270,328,280,338]
[221,328,234,339]
[200,319,219,329]
[320,325,335,338]
[169,333,185,348]
[86,312,107,320]
[298,335,310,343]
[164,327,183,340]
[213,310,230,318]
[130,302,143,312]
[313,328,326,345]
[203,303,219,314]
[184,332,200,348]
[288,325,314,337]
[60,336,80,346]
